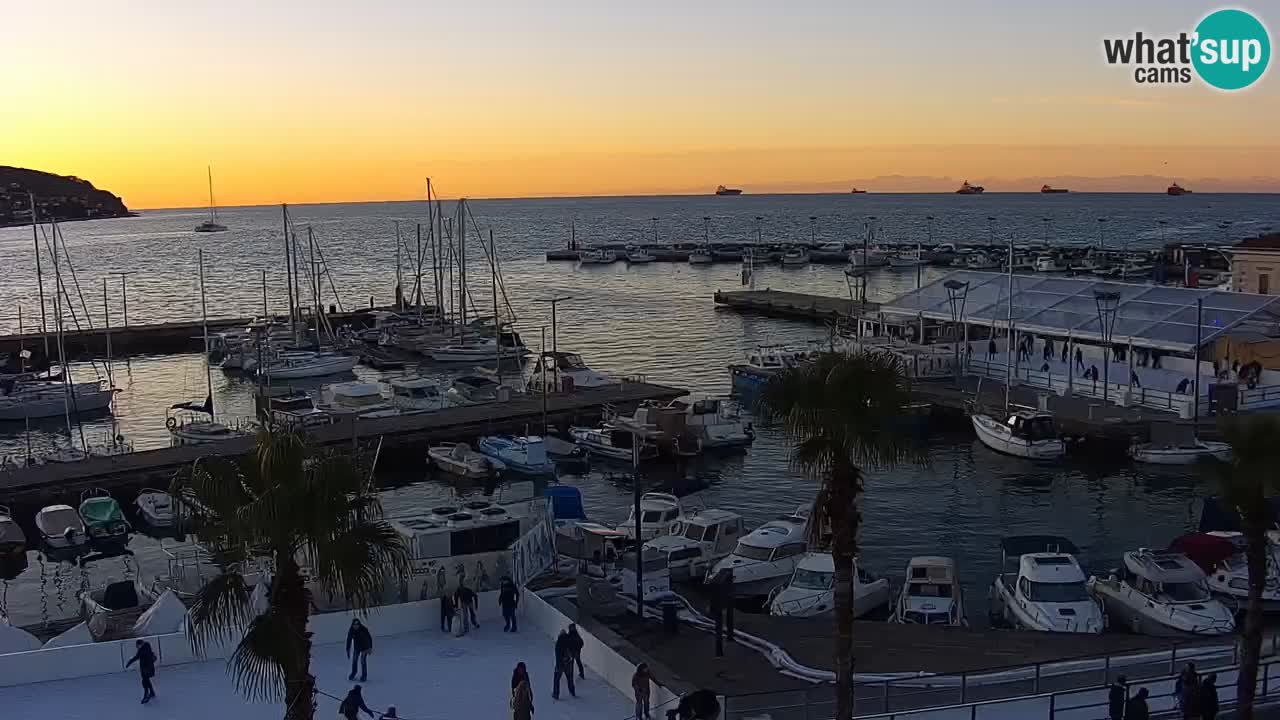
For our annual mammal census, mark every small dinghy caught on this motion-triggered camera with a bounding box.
[35,504,87,551]
[80,577,160,641]
[477,435,556,476]
[78,489,131,550]
[428,442,506,479]
[0,505,25,560]
[135,489,181,529]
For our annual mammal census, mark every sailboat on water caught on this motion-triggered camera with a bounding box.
[194,166,228,233]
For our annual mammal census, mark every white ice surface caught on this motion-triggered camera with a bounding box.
[0,625,632,720]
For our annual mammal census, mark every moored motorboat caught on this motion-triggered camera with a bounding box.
[781,247,810,267]
[688,246,714,264]
[617,492,691,541]
[34,504,87,551]
[643,509,745,582]
[1129,439,1232,465]
[0,505,25,560]
[988,535,1104,633]
[769,551,891,618]
[477,435,556,476]
[446,375,507,405]
[972,410,1065,460]
[527,351,612,392]
[388,377,445,412]
[671,396,753,449]
[625,246,656,263]
[887,249,924,269]
[1172,531,1280,613]
[319,381,401,419]
[706,507,810,597]
[257,352,358,380]
[1089,549,1235,637]
[578,248,618,265]
[78,489,131,550]
[428,442,505,479]
[892,556,967,626]
[135,489,181,529]
[569,424,660,463]
[430,331,530,363]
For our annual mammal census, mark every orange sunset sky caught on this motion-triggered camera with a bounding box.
[3,1,1277,209]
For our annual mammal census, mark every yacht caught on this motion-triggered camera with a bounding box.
[578,248,618,265]
[1173,531,1280,613]
[135,489,181,529]
[688,246,714,264]
[1130,439,1232,465]
[892,556,967,626]
[612,548,673,602]
[319,382,401,419]
[781,247,810,267]
[956,180,985,195]
[193,167,228,233]
[715,185,743,196]
[706,507,811,596]
[257,352,358,380]
[0,505,25,560]
[888,248,924,269]
[477,435,555,476]
[388,377,446,412]
[446,375,506,405]
[35,504,87,551]
[430,331,530,363]
[569,424,660,463]
[643,509,745,582]
[625,246,656,263]
[617,493,690,542]
[769,551,891,618]
[78,489,131,551]
[1089,549,1235,637]
[427,442,506,479]
[972,410,1065,460]
[1033,254,1065,272]
[671,396,753,450]
[988,535,1104,633]
[527,351,612,392]
[0,381,116,420]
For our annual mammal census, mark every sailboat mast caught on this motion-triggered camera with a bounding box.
[29,193,49,358]
[1004,229,1014,412]
[458,200,467,336]
[492,229,501,384]
[282,204,297,340]
[198,249,214,421]
[50,220,72,439]
[307,226,320,347]
[206,166,217,222]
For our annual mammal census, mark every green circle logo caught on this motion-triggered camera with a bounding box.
[1192,9,1271,90]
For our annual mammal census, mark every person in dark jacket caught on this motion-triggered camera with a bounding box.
[552,628,577,699]
[440,592,455,632]
[566,623,585,679]
[666,689,721,720]
[455,583,479,633]
[1177,662,1199,718]
[1108,675,1127,720]
[346,619,374,682]
[1124,688,1149,720]
[125,639,157,704]
[380,708,398,720]
[499,577,520,632]
[1201,673,1219,720]
[339,684,375,720]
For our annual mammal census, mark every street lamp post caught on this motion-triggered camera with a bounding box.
[109,271,137,327]
[1094,290,1121,404]
[987,216,996,246]
[537,295,573,389]
[944,280,970,384]
[1097,218,1107,251]
[703,216,710,245]
[1042,217,1052,246]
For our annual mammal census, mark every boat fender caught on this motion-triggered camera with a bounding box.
[166,417,178,430]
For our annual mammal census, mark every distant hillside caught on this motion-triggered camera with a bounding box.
[0,166,133,227]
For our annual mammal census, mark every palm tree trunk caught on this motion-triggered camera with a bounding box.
[829,475,859,720]
[1237,516,1267,719]
[277,556,316,720]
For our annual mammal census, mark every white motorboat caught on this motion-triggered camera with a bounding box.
[569,424,659,463]
[610,548,671,603]
[0,505,26,560]
[1033,254,1065,272]
[266,391,332,428]
[257,352,357,380]
[319,382,401,419]
[644,509,745,582]
[972,411,1065,460]
[428,442,506,479]
[527,351,613,392]
[1129,439,1232,465]
[0,382,115,420]
[892,556,967,626]
[477,435,555,476]
[135,489,181,529]
[578,248,618,265]
[35,504,87,551]
[671,396,753,450]
[888,249,924,269]
[769,551,891,618]
[781,247,810,267]
[688,246,714,264]
[1173,531,1280,613]
[168,411,250,446]
[446,375,507,405]
[706,507,810,596]
[625,246,656,263]
[617,492,691,541]
[988,535,1104,634]
[965,252,1002,270]
[430,331,530,362]
[848,247,889,268]
[1089,549,1235,637]
[388,377,445,412]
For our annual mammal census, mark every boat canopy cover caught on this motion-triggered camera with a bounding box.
[1126,550,1206,583]
[545,485,586,521]
[1000,535,1080,557]
[80,497,125,525]
[1170,533,1236,574]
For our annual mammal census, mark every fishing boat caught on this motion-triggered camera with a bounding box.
[892,556,967,626]
[78,489,130,549]
[1130,439,1232,465]
[956,180,985,195]
[0,505,25,560]
[135,489,181,529]
[888,248,924,269]
[388,377,445,412]
[617,493,691,541]
[972,410,1065,460]
[644,509,745,582]
[781,247,810,267]
[688,246,714,264]
[193,166,228,233]
[671,396,753,449]
[446,375,506,405]
[1089,549,1235,637]
[715,185,743,196]
[568,424,659,463]
[706,507,811,596]
[988,535,1104,633]
[625,246,656,263]
[477,435,555,476]
[578,248,618,265]
[257,352,358,379]
[1040,185,1069,194]
[1167,182,1193,196]
[769,551,891,618]
[1172,531,1280,613]
[34,504,87,551]
[427,442,505,479]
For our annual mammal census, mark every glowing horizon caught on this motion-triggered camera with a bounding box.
[3,1,1277,209]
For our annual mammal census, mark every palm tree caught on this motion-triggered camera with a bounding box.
[172,428,410,720]
[756,350,916,720]
[1218,415,1280,720]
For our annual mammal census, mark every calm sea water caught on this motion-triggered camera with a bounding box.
[0,193,1273,627]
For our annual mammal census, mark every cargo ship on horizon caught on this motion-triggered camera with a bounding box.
[715,185,743,196]
[1167,182,1192,196]
[956,180,985,195]
[1040,184,1069,194]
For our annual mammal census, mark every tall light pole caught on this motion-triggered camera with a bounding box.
[1094,290,1121,404]
[537,295,573,387]
[945,280,970,384]
[703,216,710,246]
[1097,217,1107,252]
[809,216,818,246]
[651,217,659,246]
[1042,217,1052,246]
[987,216,996,246]
[109,271,137,327]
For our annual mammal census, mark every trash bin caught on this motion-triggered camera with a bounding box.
[661,599,680,634]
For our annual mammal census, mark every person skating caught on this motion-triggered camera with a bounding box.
[339,684,376,720]
[1108,675,1127,720]
[125,639,157,704]
[499,577,520,632]
[552,628,577,699]
[511,662,534,720]
[632,662,653,720]
[567,623,586,679]
[346,618,374,682]
[1124,688,1150,720]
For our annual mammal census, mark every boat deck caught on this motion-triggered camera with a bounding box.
[714,289,878,322]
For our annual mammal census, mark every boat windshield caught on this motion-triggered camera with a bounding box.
[683,524,712,542]
[791,568,834,590]
[641,510,672,524]
[908,582,953,598]
[1159,581,1211,602]
[733,542,774,561]
[1027,580,1090,602]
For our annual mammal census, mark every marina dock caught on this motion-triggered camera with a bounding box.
[713,289,875,322]
[0,380,685,500]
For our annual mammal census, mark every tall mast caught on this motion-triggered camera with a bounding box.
[492,229,501,384]
[198,249,214,421]
[282,204,297,341]
[1003,227,1014,412]
[458,200,467,337]
[49,219,72,439]
[29,194,49,358]
[206,166,217,222]
[307,226,320,347]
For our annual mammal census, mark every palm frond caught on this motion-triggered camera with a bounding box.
[229,609,304,702]
[311,522,411,608]
[187,571,256,657]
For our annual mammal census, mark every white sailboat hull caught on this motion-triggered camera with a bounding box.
[430,345,530,362]
[1130,441,1231,465]
[0,388,115,420]
[972,415,1064,460]
[259,355,358,379]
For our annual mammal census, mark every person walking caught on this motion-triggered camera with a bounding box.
[1125,688,1150,720]
[456,583,479,634]
[1200,673,1219,720]
[1179,663,1201,719]
[1060,341,1068,364]
[500,577,520,632]
[1075,347,1085,372]
[440,592,455,633]
[987,338,997,360]
[552,627,577,699]
[339,684,375,720]
[512,663,535,720]
[632,663,653,720]
[125,639,157,704]
[346,618,373,682]
[567,623,586,679]
[1108,675,1127,720]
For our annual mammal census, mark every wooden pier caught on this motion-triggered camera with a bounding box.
[714,290,876,322]
[0,380,685,500]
